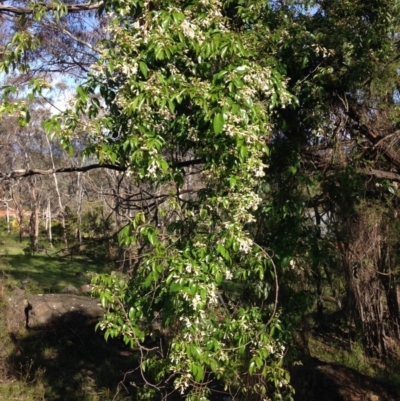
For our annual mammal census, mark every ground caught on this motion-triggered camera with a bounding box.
[291,356,397,401]
[0,234,399,400]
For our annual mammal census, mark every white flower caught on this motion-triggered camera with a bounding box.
[208,289,218,305]
[225,270,233,280]
[266,344,275,354]
[181,20,196,39]
[254,164,265,177]
[147,161,158,177]
[192,294,202,310]
[179,316,192,328]
[238,237,252,254]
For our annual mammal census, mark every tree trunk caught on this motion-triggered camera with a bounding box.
[76,172,83,247]
[28,177,40,253]
[10,185,26,242]
[47,198,53,247]
[5,199,10,235]
[341,213,387,358]
[45,136,68,249]
[378,241,400,340]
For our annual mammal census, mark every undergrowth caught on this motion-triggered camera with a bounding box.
[309,327,400,397]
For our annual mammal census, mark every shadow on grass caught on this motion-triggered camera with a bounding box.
[6,311,142,401]
[290,356,344,401]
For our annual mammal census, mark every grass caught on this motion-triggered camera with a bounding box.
[0,289,142,401]
[0,234,109,294]
[309,323,400,398]
[0,232,145,401]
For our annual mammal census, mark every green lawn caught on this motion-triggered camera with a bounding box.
[0,234,108,293]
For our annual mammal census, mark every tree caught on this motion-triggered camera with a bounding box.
[50,0,296,399]
[0,0,102,80]
[41,0,400,396]
[269,0,400,358]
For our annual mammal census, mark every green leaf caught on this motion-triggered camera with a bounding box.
[77,85,88,102]
[239,145,247,160]
[217,243,230,262]
[191,364,204,382]
[213,113,224,134]
[255,357,263,369]
[249,361,255,375]
[139,61,148,78]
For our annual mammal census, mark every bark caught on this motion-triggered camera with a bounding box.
[348,106,400,172]
[10,184,26,242]
[313,207,324,321]
[76,172,83,247]
[27,177,40,252]
[16,138,40,251]
[378,234,400,340]
[45,136,68,248]
[47,198,53,247]
[5,199,11,235]
[340,212,387,358]
[0,164,126,180]
[0,159,203,180]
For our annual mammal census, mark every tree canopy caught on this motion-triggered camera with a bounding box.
[2,0,400,400]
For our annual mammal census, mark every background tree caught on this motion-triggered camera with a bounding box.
[266,0,400,358]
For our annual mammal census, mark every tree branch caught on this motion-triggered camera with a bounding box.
[0,159,204,180]
[347,106,400,171]
[366,168,400,182]
[0,2,102,16]
[0,164,125,180]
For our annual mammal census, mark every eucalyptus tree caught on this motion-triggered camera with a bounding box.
[266,0,400,358]
[0,0,102,82]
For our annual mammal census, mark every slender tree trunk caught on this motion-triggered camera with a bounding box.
[76,172,83,247]
[28,177,40,253]
[379,240,400,340]
[45,136,68,249]
[114,171,125,269]
[5,199,10,235]
[47,198,53,247]
[10,186,25,242]
[313,207,324,322]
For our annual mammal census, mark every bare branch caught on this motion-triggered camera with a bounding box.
[42,18,98,53]
[0,164,126,180]
[0,159,204,180]
[0,2,102,16]
[348,106,400,171]
[366,168,400,182]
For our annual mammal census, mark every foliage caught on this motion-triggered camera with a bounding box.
[2,0,400,399]
[48,0,299,399]
[44,0,400,398]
